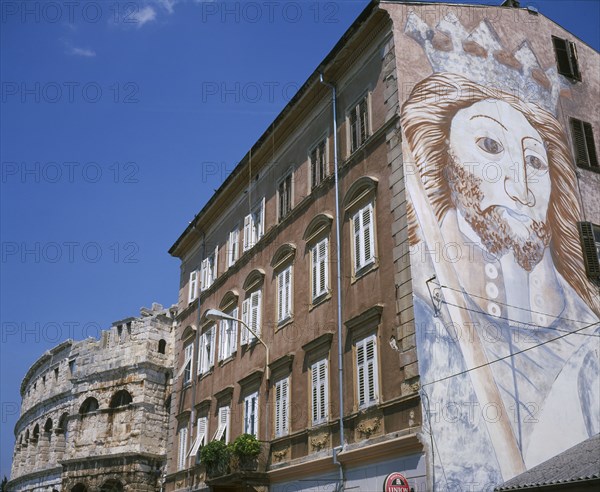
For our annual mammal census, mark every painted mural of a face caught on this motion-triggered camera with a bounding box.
[401,72,599,315]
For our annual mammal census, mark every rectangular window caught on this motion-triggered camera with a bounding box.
[219,308,238,361]
[277,266,292,323]
[188,416,207,460]
[214,405,230,443]
[201,246,218,291]
[178,426,188,470]
[311,359,328,426]
[244,392,259,438]
[578,222,600,280]
[552,36,581,81]
[188,270,198,302]
[349,95,369,153]
[243,198,265,251]
[311,238,329,300]
[241,290,262,344]
[278,173,293,221]
[228,227,239,267]
[274,377,289,437]
[183,342,194,384]
[353,202,375,272]
[355,334,379,408]
[198,326,215,375]
[570,118,599,169]
[310,139,327,189]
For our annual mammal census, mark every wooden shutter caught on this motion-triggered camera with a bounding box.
[275,378,289,437]
[356,340,366,406]
[230,307,238,354]
[583,121,599,168]
[197,333,205,375]
[208,326,215,368]
[277,270,284,322]
[365,336,378,404]
[579,222,600,279]
[198,417,207,447]
[189,271,198,302]
[312,359,328,425]
[251,290,261,338]
[553,36,574,77]
[363,203,374,265]
[218,321,226,361]
[353,210,362,271]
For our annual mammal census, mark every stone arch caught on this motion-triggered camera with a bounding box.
[303,213,333,242]
[270,243,296,269]
[181,325,196,342]
[71,483,88,492]
[342,176,378,211]
[242,268,266,292]
[24,429,29,443]
[100,479,124,492]
[158,339,167,354]
[79,397,99,415]
[110,389,133,409]
[32,423,40,442]
[219,290,239,310]
[57,412,69,432]
[44,417,53,433]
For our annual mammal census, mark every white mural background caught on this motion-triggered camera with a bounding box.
[400,12,600,491]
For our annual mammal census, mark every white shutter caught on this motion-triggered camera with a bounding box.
[229,228,239,266]
[241,298,250,345]
[277,270,284,322]
[230,307,238,354]
[312,359,328,425]
[213,245,219,281]
[285,267,292,318]
[312,245,319,300]
[258,197,265,238]
[353,210,363,271]
[178,427,188,470]
[363,203,374,265]
[275,378,289,437]
[197,333,205,375]
[356,335,378,408]
[198,417,207,447]
[218,321,225,361]
[243,214,252,251]
[312,239,328,299]
[244,392,259,437]
[200,258,208,291]
[208,326,215,368]
[356,339,366,406]
[251,290,261,339]
[189,271,198,302]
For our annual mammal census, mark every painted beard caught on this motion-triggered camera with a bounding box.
[445,154,552,272]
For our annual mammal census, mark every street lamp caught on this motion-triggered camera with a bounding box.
[205,308,270,382]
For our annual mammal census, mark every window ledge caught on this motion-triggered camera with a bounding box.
[577,165,600,175]
[309,292,332,311]
[276,317,294,331]
[198,368,214,380]
[218,354,237,367]
[351,260,378,284]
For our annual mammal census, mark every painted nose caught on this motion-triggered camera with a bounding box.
[504,176,536,207]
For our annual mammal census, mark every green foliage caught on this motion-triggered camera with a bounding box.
[199,439,230,465]
[230,433,261,458]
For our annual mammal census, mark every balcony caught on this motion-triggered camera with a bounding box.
[204,441,270,490]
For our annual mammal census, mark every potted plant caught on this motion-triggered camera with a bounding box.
[230,434,261,471]
[200,439,230,478]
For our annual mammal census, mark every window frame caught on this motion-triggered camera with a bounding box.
[552,35,581,81]
[309,137,328,190]
[276,265,293,324]
[570,118,599,171]
[241,289,262,345]
[347,93,371,154]
[214,405,230,444]
[278,172,293,222]
[197,325,216,375]
[177,425,188,471]
[354,333,379,410]
[218,307,238,361]
[201,245,218,291]
[183,341,194,385]
[351,201,376,275]
[311,237,329,301]
[228,226,240,267]
[188,270,199,303]
[243,198,266,252]
[188,416,208,461]
[243,391,259,438]
[311,358,329,426]
[274,376,290,438]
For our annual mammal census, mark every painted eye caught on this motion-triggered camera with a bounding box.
[525,154,548,171]
[476,137,504,154]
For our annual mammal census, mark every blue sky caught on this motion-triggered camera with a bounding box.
[1,0,598,479]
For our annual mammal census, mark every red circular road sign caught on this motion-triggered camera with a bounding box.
[383,472,410,492]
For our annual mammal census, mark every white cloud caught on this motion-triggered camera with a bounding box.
[133,5,157,27]
[156,0,177,14]
[69,46,96,57]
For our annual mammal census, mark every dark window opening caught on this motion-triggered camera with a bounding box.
[310,140,327,189]
[349,95,369,153]
[278,173,293,221]
[570,118,598,169]
[158,339,167,354]
[552,36,581,80]
[71,484,88,492]
[32,424,39,442]
[44,418,53,433]
[79,397,99,415]
[110,390,133,409]
[578,222,600,280]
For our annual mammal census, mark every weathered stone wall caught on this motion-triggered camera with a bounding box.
[8,303,176,492]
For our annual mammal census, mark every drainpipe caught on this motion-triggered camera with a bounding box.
[188,226,205,483]
[319,72,345,491]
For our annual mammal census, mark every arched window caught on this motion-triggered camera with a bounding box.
[79,397,99,415]
[57,412,69,432]
[44,418,53,433]
[110,390,132,409]
[32,424,40,442]
[24,429,29,443]
[100,480,123,492]
[158,339,167,354]
[71,484,88,492]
